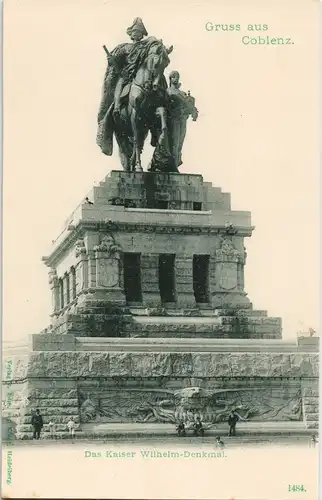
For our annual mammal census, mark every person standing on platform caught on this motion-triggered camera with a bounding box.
[176,421,186,437]
[67,418,77,441]
[31,409,44,440]
[310,434,318,448]
[193,417,204,437]
[48,420,55,439]
[228,409,246,436]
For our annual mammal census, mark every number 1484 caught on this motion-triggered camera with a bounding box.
[288,485,306,492]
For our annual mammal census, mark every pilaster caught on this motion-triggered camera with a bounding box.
[91,234,125,305]
[49,269,59,314]
[211,236,250,309]
[63,273,70,306]
[74,239,89,295]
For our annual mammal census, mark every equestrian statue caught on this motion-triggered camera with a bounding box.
[96,18,198,173]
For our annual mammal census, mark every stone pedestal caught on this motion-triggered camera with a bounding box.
[2,170,319,439]
[2,336,319,438]
[42,171,276,337]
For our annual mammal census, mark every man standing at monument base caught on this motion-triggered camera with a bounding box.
[228,410,247,437]
[31,409,44,440]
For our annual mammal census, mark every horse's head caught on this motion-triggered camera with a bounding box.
[146,41,172,90]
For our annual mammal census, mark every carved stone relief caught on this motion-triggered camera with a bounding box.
[78,386,302,425]
[215,237,240,263]
[94,234,122,257]
[215,238,241,292]
[75,240,87,258]
[217,262,238,290]
[94,234,122,288]
[97,259,119,288]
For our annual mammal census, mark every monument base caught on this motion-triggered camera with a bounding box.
[41,171,284,340]
[3,171,318,440]
[2,336,319,440]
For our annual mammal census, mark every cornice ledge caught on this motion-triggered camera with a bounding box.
[43,224,84,268]
[44,220,255,268]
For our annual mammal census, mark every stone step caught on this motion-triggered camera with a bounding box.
[214,309,268,318]
[129,307,212,316]
[120,316,282,339]
[75,336,300,352]
[129,316,223,325]
[123,326,280,336]
[51,317,282,339]
[77,333,282,343]
[6,421,313,441]
[128,308,269,318]
[221,317,281,326]
[126,316,280,329]
[124,331,281,340]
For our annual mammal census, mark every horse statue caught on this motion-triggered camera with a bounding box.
[97,31,176,172]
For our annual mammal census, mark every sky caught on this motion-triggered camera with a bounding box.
[3,0,319,342]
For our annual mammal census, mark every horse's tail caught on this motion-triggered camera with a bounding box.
[96,105,114,156]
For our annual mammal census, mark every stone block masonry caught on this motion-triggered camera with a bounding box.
[2,342,319,438]
[44,172,255,331]
[3,171,318,439]
[41,171,281,340]
[20,351,318,379]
